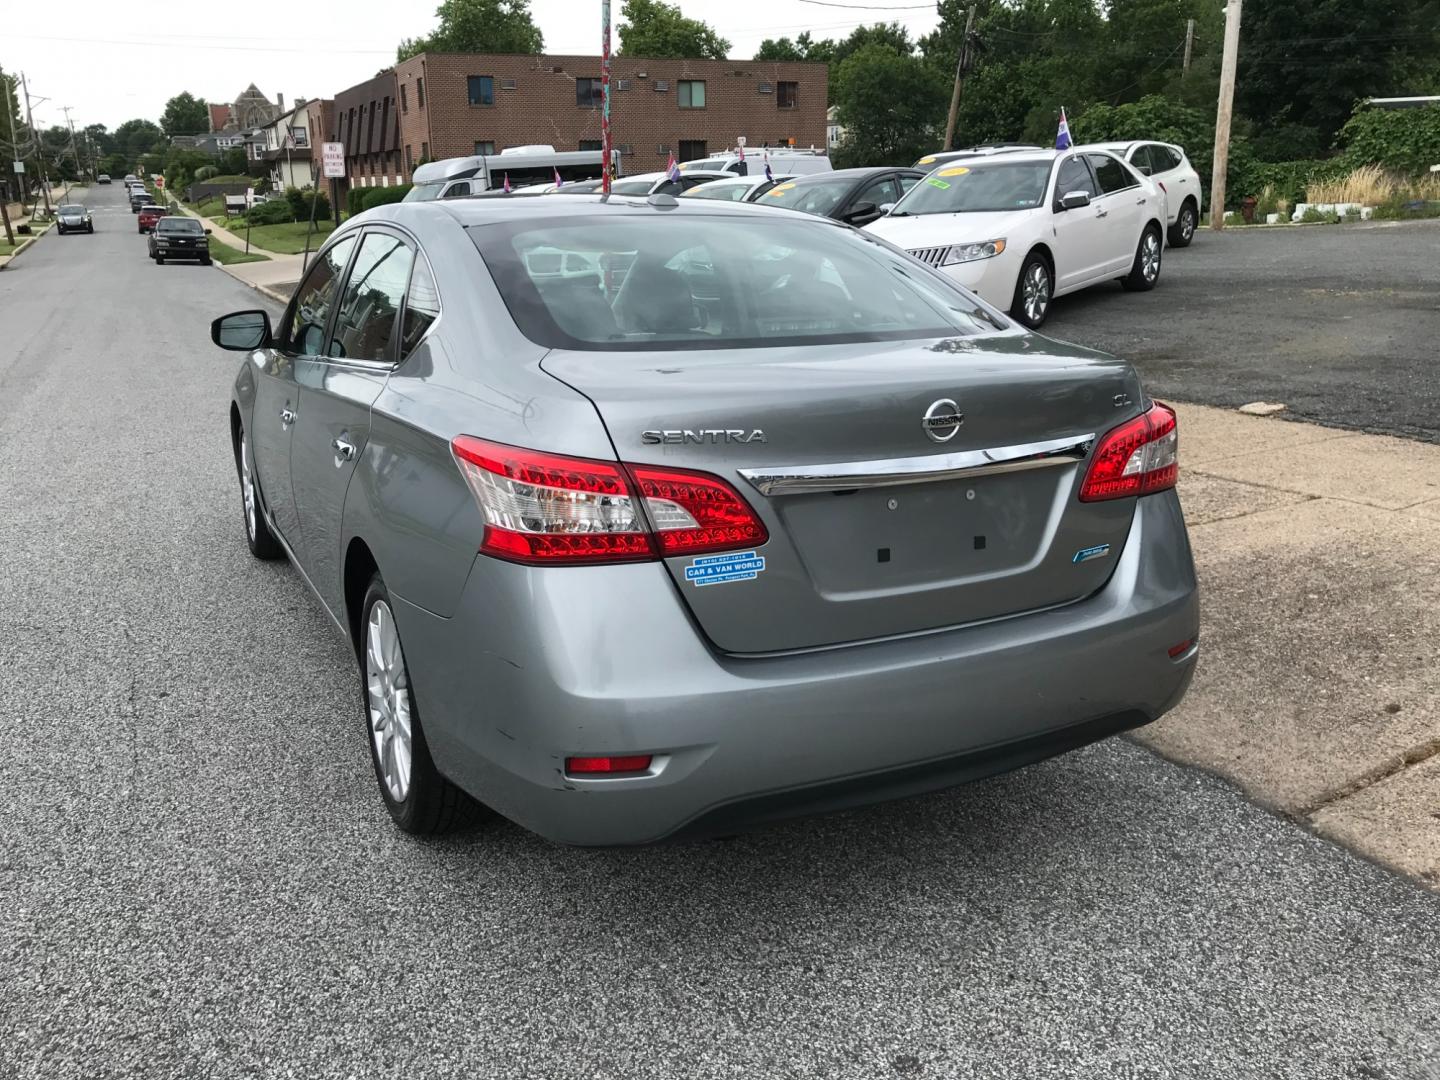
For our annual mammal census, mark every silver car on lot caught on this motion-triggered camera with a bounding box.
[211,195,1199,844]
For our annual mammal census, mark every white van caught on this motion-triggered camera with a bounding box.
[677,147,832,178]
[405,146,623,201]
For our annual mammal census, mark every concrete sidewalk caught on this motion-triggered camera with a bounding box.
[1153,403,1440,888]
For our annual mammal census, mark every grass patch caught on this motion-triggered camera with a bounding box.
[195,197,226,217]
[232,218,338,254]
[0,237,29,256]
[206,235,269,265]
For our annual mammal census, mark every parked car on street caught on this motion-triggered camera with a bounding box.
[867,148,1165,329]
[1077,140,1202,247]
[678,148,833,177]
[148,216,211,264]
[605,169,731,197]
[913,145,1045,170]
[758,167,926,227]
[123,173,137,184]
[209,195,1198,844]
[678,173,795,202]
[137,204,169,233]
[97,174,111,184]
[406,146,624,200]
[55,204,94,234]
[129,191,153,214]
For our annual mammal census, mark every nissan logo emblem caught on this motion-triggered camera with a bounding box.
[922,398,964,443]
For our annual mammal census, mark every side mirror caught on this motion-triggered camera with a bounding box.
[1059,190,1092,210]
[878,202,896,214]
[205,228,213,234]
[212,310,273,351]
[845,200,880,225]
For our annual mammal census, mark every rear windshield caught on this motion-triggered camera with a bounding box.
[893,161,1053,215]
[157,218,203,233]
[470,214,1001,351]
[680,183,752,202]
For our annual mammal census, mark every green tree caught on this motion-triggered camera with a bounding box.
[112,118,165,162]
[618,0,729,60]
[160,92,210,137]
[397,0,543,62]
[833,45,947,166]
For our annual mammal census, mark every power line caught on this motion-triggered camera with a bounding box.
[795,0,933,9]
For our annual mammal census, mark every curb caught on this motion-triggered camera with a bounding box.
[0,228,48,269]
[214,259,290,306]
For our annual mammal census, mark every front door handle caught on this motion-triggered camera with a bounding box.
[1095,208,1109,218]
[332,436,357,463]
[280,407,296,426]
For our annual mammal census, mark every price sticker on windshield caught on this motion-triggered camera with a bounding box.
[937,166,970,177]
[767,183,797,196]
[925,177,951,190]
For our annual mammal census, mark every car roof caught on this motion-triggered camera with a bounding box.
[784,167,916,183]
[400,192,836,229]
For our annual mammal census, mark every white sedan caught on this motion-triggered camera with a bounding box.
[866,148,1165,329]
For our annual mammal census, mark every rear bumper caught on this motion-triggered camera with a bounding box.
[392,491,1198,845]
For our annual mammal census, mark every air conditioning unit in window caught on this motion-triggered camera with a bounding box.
[653,80,669,91]
[616,79,632,91]
[618,144,634,155]
[758,82,774,94]
[500,78,517,90]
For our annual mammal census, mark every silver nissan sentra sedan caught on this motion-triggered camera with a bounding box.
[211,194,1198,844]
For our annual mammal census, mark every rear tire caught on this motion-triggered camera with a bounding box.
[155,256,165,265]
[1122,225,1163,292]
[201,257,212,266]
[1167,200,1197,248]
[236,424,284,561]
[1008,250,1053,329]
[359,575,480,835]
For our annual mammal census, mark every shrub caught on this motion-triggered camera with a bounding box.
[1299,207,1340,224]
[246,199,294,225]
[360,184,412,211]
[283,186,331,221]
[193,165,219,182]
[347,187,368,217]
[1249,123,1324,163]
[1339,104,1440,173]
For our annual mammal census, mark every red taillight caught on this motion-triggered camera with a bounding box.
[565,754,653,776]
[1168,639,1195,658]
[1079,401,1178,502]
[451,436,767,565]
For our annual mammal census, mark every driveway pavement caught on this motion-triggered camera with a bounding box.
[1043,219,1440,444]
[2,183,1439,1079]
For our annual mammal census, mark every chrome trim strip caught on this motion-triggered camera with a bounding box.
[738,433,1095,495]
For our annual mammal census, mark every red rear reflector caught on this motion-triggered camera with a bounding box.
[565,755,653,775]
[1168,639,1195,658]
[451,436,767,565]
[1079,401,1179,502]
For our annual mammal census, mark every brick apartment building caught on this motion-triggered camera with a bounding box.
[328,53,827,192]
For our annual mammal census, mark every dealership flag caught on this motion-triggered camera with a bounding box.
[666,152,681,182]
[554,167,563,188]
[503,173,511,193]
[1055,107,1072,150]
[764,152,773,182]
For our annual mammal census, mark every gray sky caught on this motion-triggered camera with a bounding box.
[7,0,940,132]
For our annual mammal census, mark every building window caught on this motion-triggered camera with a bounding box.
[468,76,494,107]
[777,81,799,109]
[474,140,495,155]
[405,145,414,171]
[576,78,604,108]
[678,140,707,162]
[401,85,408,113]
[678,81,705,109]
[579,140,602,151]
[416,78,425,108]
[421,141,429,162]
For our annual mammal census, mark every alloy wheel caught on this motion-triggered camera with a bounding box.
[1180,206,1196,241]
[366,600,413,803]
[1142,232,1162,282]
[1023,262,1050,324]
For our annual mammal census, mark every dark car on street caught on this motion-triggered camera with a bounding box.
[755,167,927,227]
[147,216,211,264]
[137,205,169,234]
[55,204,94,234]
[130,190,154,214]
[97,173,112,184]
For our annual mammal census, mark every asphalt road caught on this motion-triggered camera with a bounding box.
[1042,218,1440,443]
[3,185,1440,1080]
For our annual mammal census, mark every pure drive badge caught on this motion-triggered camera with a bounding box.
[1072,544,1111,564]
[684,551,767,586]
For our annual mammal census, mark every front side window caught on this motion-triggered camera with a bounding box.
[328,232,416,364]
[678,81,705,109]
[468,76,494,106]
[444,181,472,198]
[1088,153,1134,194]
[777,81,799,108]
[284,235,356,355]
[576,78,603,108]
[1055,157,1097,199]
[892,161,1054,215]
[856,176,902,209]
[471,216,1000,351]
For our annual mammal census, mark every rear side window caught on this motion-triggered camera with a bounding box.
[328,232,415,364]
[283,235,356,355]
[1152,145,1183,172]
[1088,154,1134,194]
[399,257,440,359]
[470,215,1001,351]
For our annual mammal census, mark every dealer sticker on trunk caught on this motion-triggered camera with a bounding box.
[684,551,767,586]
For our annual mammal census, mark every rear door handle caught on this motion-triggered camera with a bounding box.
[280,407,296,426]
[332,436,357,463]
[1137,197,1148,205]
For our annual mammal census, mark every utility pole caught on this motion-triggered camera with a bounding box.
[61,106,82,183]
[943,5,977,152]
[20,73,51,215]
[1183,18,1195,74]
[1209,0,1242,230]
[4,72,21,235]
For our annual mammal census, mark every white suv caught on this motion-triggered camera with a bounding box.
[866,148,1166,329]
[1081,141,1201,247]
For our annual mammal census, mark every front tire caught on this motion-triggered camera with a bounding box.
[360,576,479,835]
[1009,250,1053,329]
[87,224,94,234]
[1168,200,1197,248]
[236,425,283,560]
[155,256,165,264]
[1122,225,1163,292]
